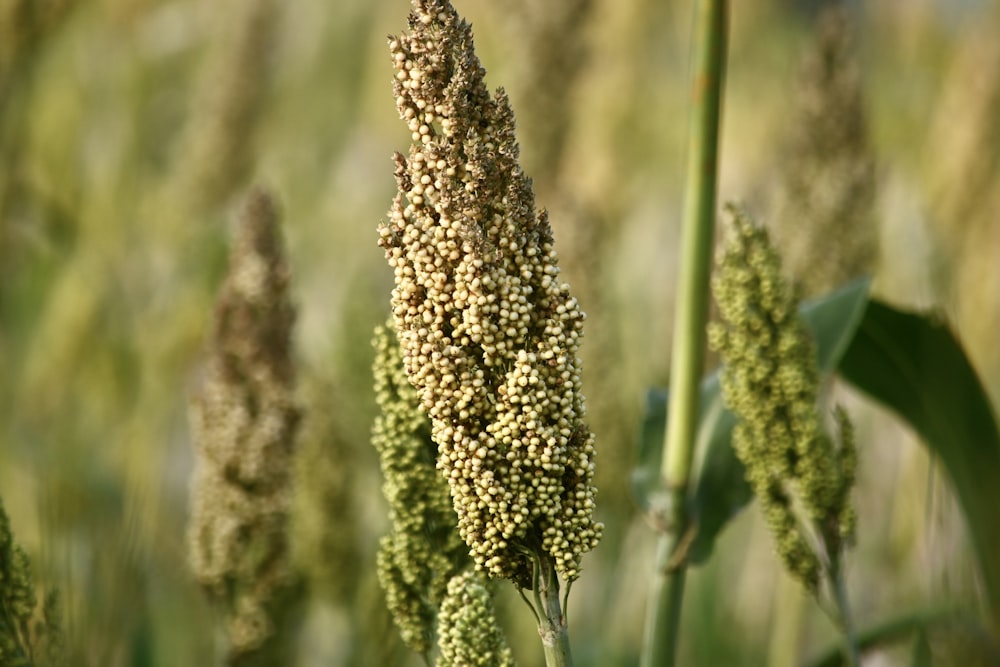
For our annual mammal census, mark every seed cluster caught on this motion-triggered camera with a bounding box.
[709,205,856,591]
[372,323,469,656]
[188,189,301,656]
[378,0,602,582]
[436,571,515,667]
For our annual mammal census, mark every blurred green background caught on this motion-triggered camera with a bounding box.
[2,0,999,664]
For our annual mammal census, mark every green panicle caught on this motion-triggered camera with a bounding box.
[372,321,469,656]
[709,204,857,593]
[435,571,515,667]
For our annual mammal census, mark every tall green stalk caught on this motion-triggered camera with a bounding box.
[641,0,729,665]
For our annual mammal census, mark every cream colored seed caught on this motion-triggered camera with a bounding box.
[378,0,601,583]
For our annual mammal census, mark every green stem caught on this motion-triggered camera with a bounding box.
[828,566,860,667]
[536,555,573,667]
[641,538,687,667]
[640,0,728,665]
[662,0,729,490]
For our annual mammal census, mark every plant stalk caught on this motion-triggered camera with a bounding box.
[641,0,728,664]
[641,537,688,667]
[536,555,573,667]
[829,566,860,667]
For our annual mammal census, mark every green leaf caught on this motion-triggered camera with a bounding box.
[632,278,872,561]
[683,376,742,563]
[631,388,672,529]
[838,300,1000,630]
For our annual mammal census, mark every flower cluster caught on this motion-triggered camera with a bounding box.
[372,322,469,656]
[378,0,602,582]
[436,571,515,667]
[187,188,301,659]
[708,205,856,591]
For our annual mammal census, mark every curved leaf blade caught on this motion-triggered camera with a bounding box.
[631,388,671,525]
[838,300,1000,630]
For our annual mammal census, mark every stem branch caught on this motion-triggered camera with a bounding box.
[829,565,860,667]
[536,554,573,667]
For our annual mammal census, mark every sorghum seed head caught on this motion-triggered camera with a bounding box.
[435,571,515,667]
[710,204,857,592]
[379,0,602,583]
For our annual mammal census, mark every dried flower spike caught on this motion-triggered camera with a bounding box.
[708,204,856,592]
[188,188,301,662]
[378,0,602,583]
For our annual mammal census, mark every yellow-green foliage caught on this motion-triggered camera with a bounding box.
[923,4,1000,408]
[289,375,362,605]
[505,0,593,189]
[170,0,277,214]
[0,0,995,663]
[770,5,876,297]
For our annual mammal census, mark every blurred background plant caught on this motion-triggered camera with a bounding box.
[0,497,64,666]
[187,187,302,666]
[1,0,999,664]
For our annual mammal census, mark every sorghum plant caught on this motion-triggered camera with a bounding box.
[187,188,302,665]
[376,0,602,662]
[709,204,859,655]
